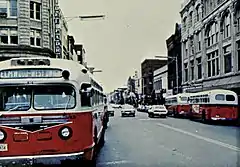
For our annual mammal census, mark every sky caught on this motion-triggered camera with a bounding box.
[59,0,182,93]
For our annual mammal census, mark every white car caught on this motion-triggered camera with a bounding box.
[148,105,168,118]
[121,104,136,117]
[107,105,115,117]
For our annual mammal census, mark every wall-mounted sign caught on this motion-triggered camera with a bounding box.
[54,4,62,58]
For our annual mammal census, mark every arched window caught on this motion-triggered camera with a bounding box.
[196,5,200,22]
[189,12,193,27]
[206,22,218,47]
[183,17,187,31]
[223,13,231,38]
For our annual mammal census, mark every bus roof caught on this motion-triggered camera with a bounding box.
[189,89,237,97]
[165,92,192,99]
[0,57,103,91]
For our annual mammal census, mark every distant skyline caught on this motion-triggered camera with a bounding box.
[59,0,182,93]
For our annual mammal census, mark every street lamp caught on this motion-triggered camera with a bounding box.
[155,55,179,94]
[66,15,105,22]
[92,70,103,73]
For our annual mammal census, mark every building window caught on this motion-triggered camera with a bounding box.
[184,63,188,82]
[206,23,218,47]
[236,10,240,33]
[189,37,194,55]
[183,17,187,31]
[190,60,194,80]
[183,41,188,58]
[30,29,41,46]
[154,79,162,91]
[10,0,17,16]
[0,27,18,44]
[0,0,17,17]
[196,5,200,22]
[189,12,193,27]
[237,41,240,71]
[207,50,219,77]
[197,57,202,79]
[223,14,231,39]
[196,32,201,51]
[30,1,41,20]
[223,45,232,73]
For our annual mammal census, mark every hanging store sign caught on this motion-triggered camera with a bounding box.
[54,4,62,58]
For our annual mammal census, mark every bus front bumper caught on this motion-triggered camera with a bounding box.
[0,151,85,166]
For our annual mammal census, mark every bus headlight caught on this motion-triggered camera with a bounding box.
[58,127,72,140]
[0,130,6,142]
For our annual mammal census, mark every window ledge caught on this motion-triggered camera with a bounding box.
[6,16,17,19]
[195,50,202,54]
[30,45,42,48]
[206,43,218,50]
[222,37,231,43]
[195,78,203,82]
[204,74,220,81]
[30,18,41,22]
[0,43,18,46]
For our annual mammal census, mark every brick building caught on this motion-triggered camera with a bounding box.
[141,58,167,104]
[166,23,182,95]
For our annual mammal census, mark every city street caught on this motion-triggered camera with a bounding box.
[96,111,240,167]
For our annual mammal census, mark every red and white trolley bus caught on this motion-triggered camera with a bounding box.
[165,93,191,117]
[188,89,238,122]
[0,57,108,166]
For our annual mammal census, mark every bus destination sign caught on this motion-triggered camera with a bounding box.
[0,69,63,79]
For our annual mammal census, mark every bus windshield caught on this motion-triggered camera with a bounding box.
[0,85,76,111]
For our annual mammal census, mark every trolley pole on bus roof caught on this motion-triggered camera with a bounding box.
[66,15,105,22]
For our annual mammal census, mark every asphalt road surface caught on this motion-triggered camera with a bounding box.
[96,111,240,167]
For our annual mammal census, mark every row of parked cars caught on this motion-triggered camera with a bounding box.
[107,104,136,117]
[107,103,168,118]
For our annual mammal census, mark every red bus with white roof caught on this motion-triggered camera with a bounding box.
[188,89,238,122]
[0,57,107,166]
[165,93,191,117]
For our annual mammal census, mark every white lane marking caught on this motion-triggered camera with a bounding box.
[156,122,240,152]
[139,118,160,121]
[97,160,132,165]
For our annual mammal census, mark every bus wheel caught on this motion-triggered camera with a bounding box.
[99,129,105,148]
[173,111,177,118]
[201,111,206,123]
[103,115,108,129]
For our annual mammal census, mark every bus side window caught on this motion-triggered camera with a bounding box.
[215,94,225,101]
[80,83,92,107]
[226,95,235,101]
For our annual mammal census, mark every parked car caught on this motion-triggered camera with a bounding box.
[138,105,148,112]
[148,105,168,118]
[121,104,136,117]
[111,104,122,109]
[137,104,144,112]
[145,105,151,112]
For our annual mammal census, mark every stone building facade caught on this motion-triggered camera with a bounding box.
[180,0,240,96]
[0,0,65,60]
